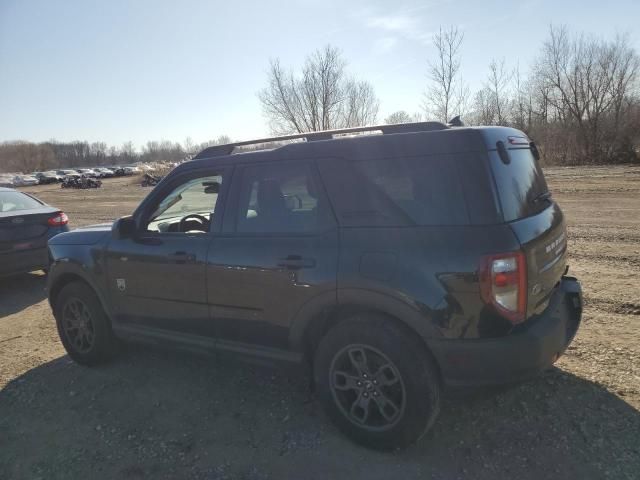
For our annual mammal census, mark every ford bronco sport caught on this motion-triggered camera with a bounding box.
[47,122,582,449]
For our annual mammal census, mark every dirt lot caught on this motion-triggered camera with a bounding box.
[1,167,639,479]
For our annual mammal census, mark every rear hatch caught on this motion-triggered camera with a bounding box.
[488,141,567,318]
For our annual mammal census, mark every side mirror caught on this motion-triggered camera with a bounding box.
[112,215,136,240]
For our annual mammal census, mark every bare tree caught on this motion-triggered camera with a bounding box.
[469,87,498,125]
[258,45,379,134]
[424,26,468,122]
[486,58,512,125]
[511,63,532,131]
[384,110,413,124]
[535,25,639,162]
[343,80,380,128]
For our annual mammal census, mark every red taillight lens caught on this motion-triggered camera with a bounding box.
[479,251,527,324]
[47,212,69,226]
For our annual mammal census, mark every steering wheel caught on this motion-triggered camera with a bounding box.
[179,214,209,232]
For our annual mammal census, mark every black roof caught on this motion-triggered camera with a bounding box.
[180,123,528,174]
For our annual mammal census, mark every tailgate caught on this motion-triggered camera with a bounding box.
[509,202,567,317]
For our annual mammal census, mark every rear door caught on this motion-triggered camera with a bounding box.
[488,146,567,316]
[206,160,338,349]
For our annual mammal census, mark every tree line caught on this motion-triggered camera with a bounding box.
[0,136,230,174]
[259,25,639,165]
[2,24,638,173]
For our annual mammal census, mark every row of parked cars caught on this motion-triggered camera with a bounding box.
[0,165,148,187]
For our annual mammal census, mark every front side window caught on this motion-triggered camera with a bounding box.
[235,162,330,233]
[145,174,223,233]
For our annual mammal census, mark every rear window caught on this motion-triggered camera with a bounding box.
[317,153,499,226]
[0,191,43,212]
[489,148,550,221]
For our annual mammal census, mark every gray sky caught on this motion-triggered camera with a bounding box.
[1,0,638,147]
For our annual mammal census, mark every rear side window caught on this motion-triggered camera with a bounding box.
[318,154,498,226]
[0,191,43,212]
[235,162,332,233]
[489,148,550,221]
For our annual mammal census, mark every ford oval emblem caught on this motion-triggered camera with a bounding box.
[11,217,24,224]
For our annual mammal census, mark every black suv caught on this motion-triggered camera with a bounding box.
[47,122,582,449]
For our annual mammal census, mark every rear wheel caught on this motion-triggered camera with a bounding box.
[314,314,440,450]
[54,281,118,365]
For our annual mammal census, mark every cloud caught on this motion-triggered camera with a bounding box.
[357,6,441,46]
[373,36,399,54]
[366,14,417,33]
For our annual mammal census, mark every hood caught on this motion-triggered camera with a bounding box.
[48,223,112,245]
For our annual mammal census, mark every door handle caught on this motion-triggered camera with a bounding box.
[167,252,196,264]
[277,255,316,269]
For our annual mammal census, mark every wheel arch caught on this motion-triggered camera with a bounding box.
[289,288,443,381]
[48,268,111,320]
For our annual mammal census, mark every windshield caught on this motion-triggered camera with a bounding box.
[0,191,43,212]
[489,147,550,221]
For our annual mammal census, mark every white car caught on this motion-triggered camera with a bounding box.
[76,168,99,177]
[12,175,39,186]
[0,176,14,187]
[123,166,141,175]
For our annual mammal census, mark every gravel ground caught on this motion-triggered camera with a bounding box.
[1,166,639,479]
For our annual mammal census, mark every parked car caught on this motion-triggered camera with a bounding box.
[76,168,99,177]
[1,187,69,276]
[46,122,582,450]
[57,169,81,179]
[12,175,39,187]
[0,176,14,187]
[122,166,140,175]
[95,167,115,178]
[61,176,102,189]
[112,167,126,176]
[36,171,63,184]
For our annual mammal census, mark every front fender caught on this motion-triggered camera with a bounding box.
[47,243,111,318]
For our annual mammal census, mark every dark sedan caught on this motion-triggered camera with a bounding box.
[0,187,69,276]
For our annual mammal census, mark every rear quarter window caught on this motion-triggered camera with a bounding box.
[318,153,499,226]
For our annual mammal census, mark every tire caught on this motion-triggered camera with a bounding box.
[53,281,118,365]
[314,314,440,450]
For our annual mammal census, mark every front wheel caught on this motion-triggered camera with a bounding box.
[314,315,440,450]
[53,281,118,365]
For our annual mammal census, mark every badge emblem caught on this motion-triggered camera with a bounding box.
[116,278,126,291]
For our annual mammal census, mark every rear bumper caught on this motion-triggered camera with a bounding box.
[0,247,49,276]
[429,276,582,387]
[0,226,68,276]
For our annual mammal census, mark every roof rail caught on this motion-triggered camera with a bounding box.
[192,121,448,159]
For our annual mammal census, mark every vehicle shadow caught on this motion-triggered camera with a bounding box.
[0,347,638,480]
[0,272,47,318]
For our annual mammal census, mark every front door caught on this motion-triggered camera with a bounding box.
[106,168,229,335]
[206,160,338,349]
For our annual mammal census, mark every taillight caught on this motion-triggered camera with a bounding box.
[47,212,69,226]
[479,251,527,324]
